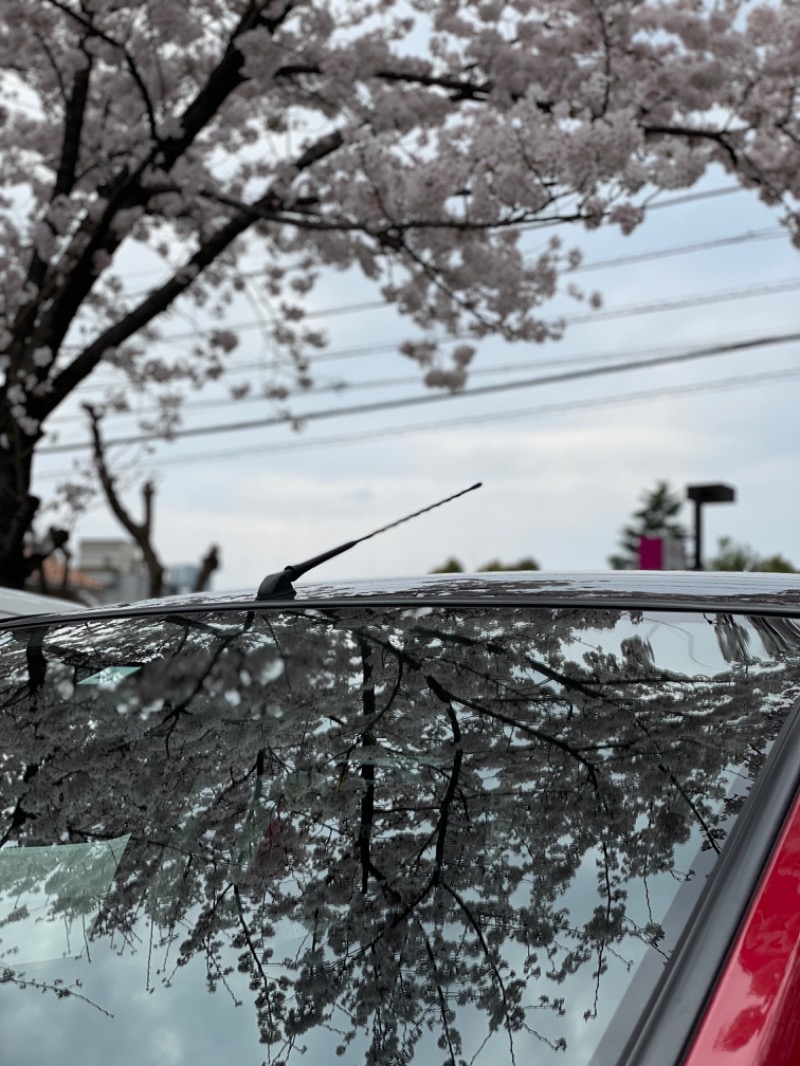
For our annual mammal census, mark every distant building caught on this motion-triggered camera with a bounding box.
[166,563,210,595]
[74,539,213,603]
[78,539,150,604]
[25,557,106,606]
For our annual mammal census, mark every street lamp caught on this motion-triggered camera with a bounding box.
[686,483,736,570]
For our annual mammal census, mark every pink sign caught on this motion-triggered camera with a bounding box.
[638,536,663,569]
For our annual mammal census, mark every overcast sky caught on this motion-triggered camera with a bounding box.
[33,164,800,592]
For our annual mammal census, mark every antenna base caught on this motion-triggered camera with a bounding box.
[255,570,297,600]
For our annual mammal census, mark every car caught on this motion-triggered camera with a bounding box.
[0,586,87,619]
[0,568,799,1066]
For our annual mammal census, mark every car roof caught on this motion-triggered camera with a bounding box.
[290,570,800,608]
[3,570,800,628]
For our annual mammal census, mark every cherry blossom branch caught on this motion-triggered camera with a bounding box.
[358,640,376,894]
[201,187,555,235]
[433,746,463,879]
[525,655,622,707]
[18,1,297,382]
[0,968,114,1018]
[272,60,554,110]
[419,930,460,1066]
[439,879,521,1065]
[40,0,160,142]
[589,836,617,1021]
[12,48,92,358]
[641,123,742,169]
[32,30,67,101]
[52,51,92,201]
[159,0,297,169]
[587,0,613,118]
[425,673,603,788]
[390,232,508,337]
[38,211,251,414]
[39,128,345,417]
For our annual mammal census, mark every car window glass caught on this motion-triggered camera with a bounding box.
[0,606,799,1066]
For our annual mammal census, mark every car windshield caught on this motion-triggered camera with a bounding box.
[1,604,799,1066]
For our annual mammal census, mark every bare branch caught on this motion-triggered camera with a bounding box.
[193,545,220,592]
[83,402,164,597]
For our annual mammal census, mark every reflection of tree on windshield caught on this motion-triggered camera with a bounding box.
[0,606,799,1066]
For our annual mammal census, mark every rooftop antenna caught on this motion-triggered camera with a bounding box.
[255,482,482,600]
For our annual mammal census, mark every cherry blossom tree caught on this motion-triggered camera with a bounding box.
[2,0,800,587]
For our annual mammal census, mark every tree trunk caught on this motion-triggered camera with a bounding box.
[0,417,40,589]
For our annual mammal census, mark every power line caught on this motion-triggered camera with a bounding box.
[44,354,620,425]
[61,272,800,359]
[570,227,781,274]
[283,365,799,453]
[174,365,800,458]
[640,184,746,212]
[104,183,750,287]
[555,276,800,325]
[459,184,749,233]
[35,363,800,480]
[37,329,800,456]
[61,198,775,359]
[63,336,427,397]
[119,221,781,300]
[46,324,796,425]
[62,324,718,398]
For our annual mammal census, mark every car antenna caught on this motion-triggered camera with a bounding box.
[255,482,482,600]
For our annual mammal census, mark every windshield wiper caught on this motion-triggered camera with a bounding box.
[255,483,482,600]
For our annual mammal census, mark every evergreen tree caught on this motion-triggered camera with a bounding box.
[609,481,687,570]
